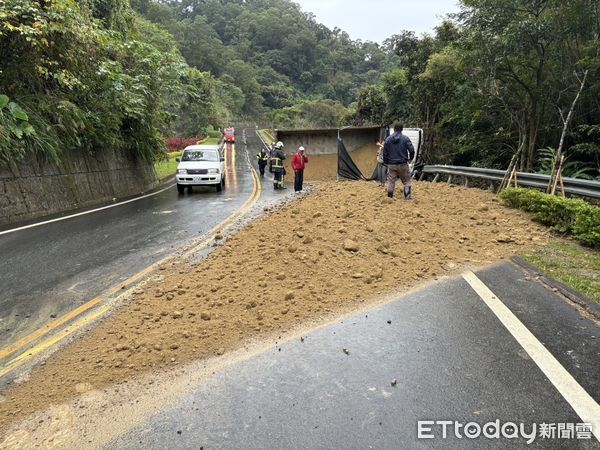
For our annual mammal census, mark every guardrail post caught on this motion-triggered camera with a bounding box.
[421,164,600,199]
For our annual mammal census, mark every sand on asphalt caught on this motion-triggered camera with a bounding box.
[0,180,550,442]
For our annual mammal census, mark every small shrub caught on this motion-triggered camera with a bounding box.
[205,129,222,139]
[574,206,600,247]
[499,188,600,248]
[163,135,204,153]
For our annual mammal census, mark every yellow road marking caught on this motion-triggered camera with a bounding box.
[0,301,106,362]
[0,296,116,379]
[180,163,261,259]
[179,165,258,259]
[0,160,261,375]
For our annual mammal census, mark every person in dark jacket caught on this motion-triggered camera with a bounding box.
[256,148,269,177]
[383,122,415,199]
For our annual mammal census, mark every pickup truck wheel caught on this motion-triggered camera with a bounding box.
[216,182,222,192]
[221,177,226,188]
[177,184,185,194]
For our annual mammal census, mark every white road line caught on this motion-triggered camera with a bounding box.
[463,270,600,442]
[0,182,175,236]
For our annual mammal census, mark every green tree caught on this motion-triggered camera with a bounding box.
[459,0,596,170]
[348,85,387,126]
[0,0,230,166]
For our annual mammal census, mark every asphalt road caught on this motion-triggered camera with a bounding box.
[111,263,600,449]
[2,131,599,448]
[0,129,268,350]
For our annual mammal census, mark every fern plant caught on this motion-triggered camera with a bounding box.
[536,147,594,179]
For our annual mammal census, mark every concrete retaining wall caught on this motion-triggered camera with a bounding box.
[0,149,158,226]
[275,127,382,155]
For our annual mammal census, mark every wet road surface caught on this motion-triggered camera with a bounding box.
[0,129,270,350]
[111,263,600,449]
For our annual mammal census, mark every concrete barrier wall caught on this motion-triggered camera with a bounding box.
[275,127,382,155]
[0,150,158,226]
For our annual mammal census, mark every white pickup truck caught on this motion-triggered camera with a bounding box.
[176,145,226,194]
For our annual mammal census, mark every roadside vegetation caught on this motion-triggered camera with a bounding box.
[154,154,180,181]
[523,240,600,304]
[202,137,222,145]
[131,0,394,122]
[0,1,236,168]
[155,132,223,180]
[2,1,597,177]
[134,0,599,177]
[499,188,600,248]
[346,2,599,176]
[500,187,599,302]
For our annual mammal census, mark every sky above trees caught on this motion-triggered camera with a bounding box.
[295,0,460,42]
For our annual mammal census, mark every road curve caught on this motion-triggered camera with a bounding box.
[0,131,260,351]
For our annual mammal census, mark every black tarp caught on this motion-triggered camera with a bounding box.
[337,138,365,180]
[337,137,387,182]
[337,126,426,182]
[370,162,387,183]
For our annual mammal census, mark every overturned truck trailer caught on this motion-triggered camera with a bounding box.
[275,126,424,182]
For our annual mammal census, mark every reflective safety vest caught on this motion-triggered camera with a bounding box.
[257,152,269,162]
[271,157,283,169]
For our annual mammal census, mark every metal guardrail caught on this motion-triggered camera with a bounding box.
[421,165,600,200]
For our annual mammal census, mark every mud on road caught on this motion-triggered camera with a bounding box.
[0,180,550,441]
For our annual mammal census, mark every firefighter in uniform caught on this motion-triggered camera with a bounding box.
[271,141,286,190]
[256,147,269,177]
[268,142,276,173]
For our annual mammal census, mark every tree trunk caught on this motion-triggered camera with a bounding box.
[557,70,588,158]
[525,100,539,171]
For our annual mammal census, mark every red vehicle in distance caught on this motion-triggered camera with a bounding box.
[224,127,235,143]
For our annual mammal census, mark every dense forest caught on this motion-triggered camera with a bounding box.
[130,0,396,122]
[0,0,598,177]
[1,0,216,164]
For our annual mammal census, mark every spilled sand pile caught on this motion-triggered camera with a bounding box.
[0,181,550,436]
[283,143,378,180]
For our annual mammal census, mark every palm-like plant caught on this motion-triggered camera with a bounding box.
[536,147,594,180]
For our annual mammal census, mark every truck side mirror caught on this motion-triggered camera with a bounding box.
[220,157,225,162]
[175,158,180,162]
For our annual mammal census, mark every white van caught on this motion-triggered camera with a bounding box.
[176,145,225,194]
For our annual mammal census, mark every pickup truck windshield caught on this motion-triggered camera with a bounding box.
[182,150,219,162]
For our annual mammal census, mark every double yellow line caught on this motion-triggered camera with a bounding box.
[0,159,262,379]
